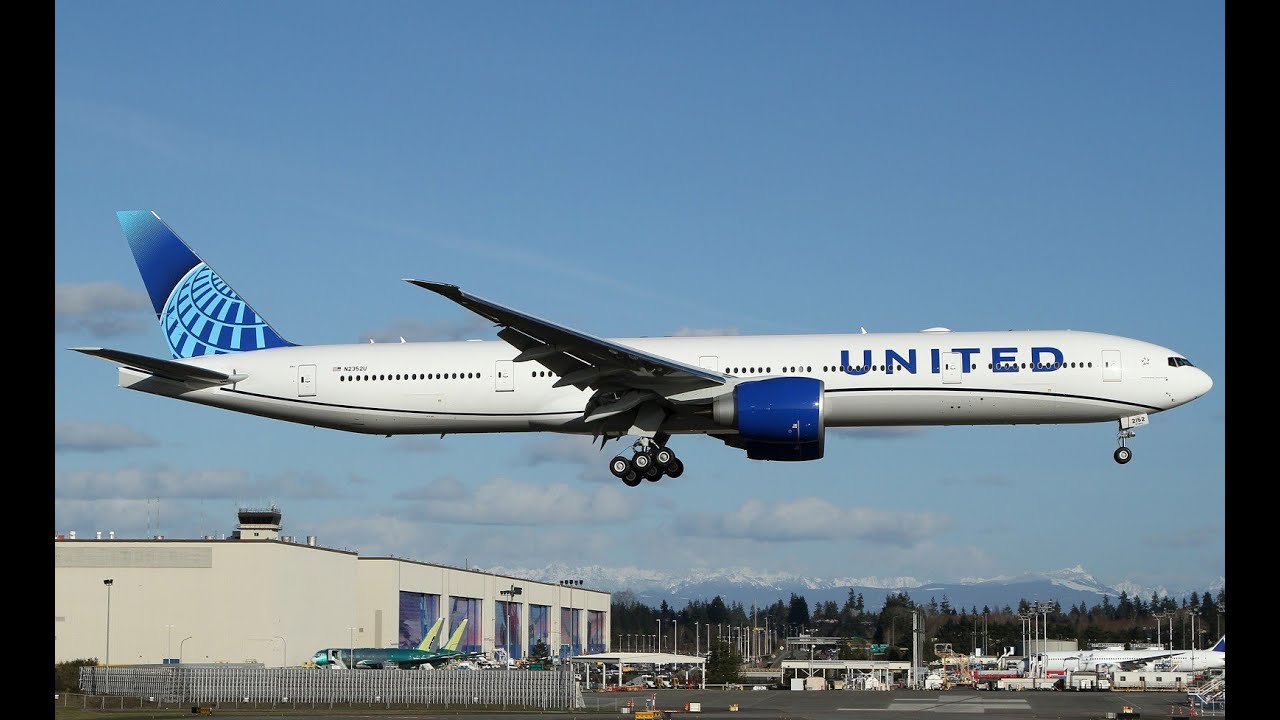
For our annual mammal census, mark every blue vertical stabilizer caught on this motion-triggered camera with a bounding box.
[116,210,293,358]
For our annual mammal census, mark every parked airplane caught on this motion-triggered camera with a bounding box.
[1035,635,1225,674]
[312,618,473,669]
[73,211,1214,486]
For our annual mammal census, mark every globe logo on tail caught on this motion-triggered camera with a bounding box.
[162,263,278,358]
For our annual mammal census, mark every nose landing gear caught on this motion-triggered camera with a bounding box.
[1113,415,1147,464]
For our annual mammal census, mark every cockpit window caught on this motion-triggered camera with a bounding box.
[1168,357,1196,368]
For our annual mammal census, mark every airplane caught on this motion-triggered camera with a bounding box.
[1034,635,1225,674]
[73,211,1214,486]
[310,616,441,669]
[312,618,475,669]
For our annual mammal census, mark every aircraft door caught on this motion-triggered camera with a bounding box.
[941,352,963,384]
[1102,350,1122,382]
[297,364,316,397]
[699,356,719,372]
[495,360,514,392]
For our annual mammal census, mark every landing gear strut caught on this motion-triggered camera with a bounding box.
[609,437,683,486]
[1114,435,1134,464]
[1114,423,1136,464]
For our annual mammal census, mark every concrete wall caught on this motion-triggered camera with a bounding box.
[55,540,357,667]
[54,539,611,668]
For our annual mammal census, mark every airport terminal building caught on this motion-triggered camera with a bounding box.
[54,508,610,668]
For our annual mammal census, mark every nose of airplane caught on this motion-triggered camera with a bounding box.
[1194,368,1214,397]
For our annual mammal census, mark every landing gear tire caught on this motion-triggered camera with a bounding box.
[655,447,676,468]
[622,470,642,487]
[633,451,653,470]
[644,464,662,482]
[666,458,684,478]
[1114,447,1133,464]
[609,456,632,479]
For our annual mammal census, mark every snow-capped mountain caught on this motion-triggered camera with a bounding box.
[485,563,1223,612]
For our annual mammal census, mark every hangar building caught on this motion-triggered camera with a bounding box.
[54,508,610,668]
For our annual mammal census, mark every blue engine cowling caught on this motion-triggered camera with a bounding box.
[712,377,825,461]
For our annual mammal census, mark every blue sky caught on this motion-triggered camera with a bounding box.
[54,1,1224,596]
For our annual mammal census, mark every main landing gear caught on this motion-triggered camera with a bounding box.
[609,438,684,486]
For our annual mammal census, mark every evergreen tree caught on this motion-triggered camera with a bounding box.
[529,640,551,663]
[787,593,811,629]
[1117,591,1133,620]
[705,640,741,684]
[707,596,729,624]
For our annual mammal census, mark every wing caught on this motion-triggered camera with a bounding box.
[72,347,247,387]
[405,280,729,433]
[405,280,725,392]
[1115,651,1180,670]
[1089,651,1179,671]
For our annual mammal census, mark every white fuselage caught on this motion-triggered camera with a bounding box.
[1038,647,1225,673]
[118,329,1212,437]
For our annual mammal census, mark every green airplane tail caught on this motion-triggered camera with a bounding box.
[416,617,444,651]
[443,618,469,651]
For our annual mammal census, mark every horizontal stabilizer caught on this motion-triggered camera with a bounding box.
[71,347,246,386]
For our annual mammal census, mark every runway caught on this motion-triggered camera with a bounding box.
[591,688,1201,719]
[165,687,1205,720]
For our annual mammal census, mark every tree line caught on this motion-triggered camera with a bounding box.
[609,585,1226,667]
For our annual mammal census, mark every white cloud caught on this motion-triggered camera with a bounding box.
[674,496,950,547]
[396,477,638,526]
[55,421,158,452]
[55,281,151,337]
[53,466,344,501]
[524,435,620,482]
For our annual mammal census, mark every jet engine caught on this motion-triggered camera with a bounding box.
[712,377,825,461]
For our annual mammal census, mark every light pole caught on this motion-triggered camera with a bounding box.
[273,635,287,667]
[657,619,662,654]
[1153,611,1171,649]
[103,579,113,668]
[1017,610,1032,675]
[1034,601,1053,656]
[179,636,193,664]
[559,579,582,657]
[499,585,522,669]
[347,626,357,670]
[165,624,174,664]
